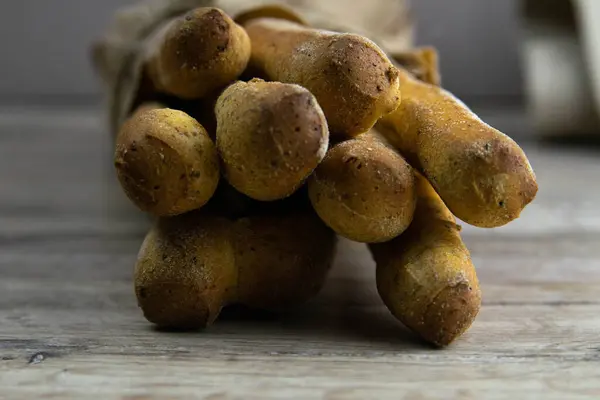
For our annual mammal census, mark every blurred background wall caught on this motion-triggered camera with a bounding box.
[412,0,523,102]
[0,0,523,105]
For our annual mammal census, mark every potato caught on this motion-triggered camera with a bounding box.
[370,174,481,346]
[216,79,329,201]
[234,212,336,310]
[145,7,250,99]
[308,132,416,243]
[377,68,538,227]
[134,214,235,329]
[114,108,219,216]
[134,209,336,329]
[242,17,401,136]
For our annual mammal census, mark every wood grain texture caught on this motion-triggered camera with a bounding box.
[0,108,599,399]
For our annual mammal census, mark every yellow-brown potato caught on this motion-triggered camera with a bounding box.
[377,68,538,227]
[134,209,336,329]
[145,7,250,99]
[242,17,401,136]
[114,108,219,216]
[370,174,481,346]
[134,214,236,329]
[308,132,416,243]
[216,79,329,201]
[234,212,336,310]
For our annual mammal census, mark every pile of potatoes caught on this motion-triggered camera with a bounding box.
[113,5,538,346]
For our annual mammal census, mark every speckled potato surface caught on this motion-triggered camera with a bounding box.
[370,174,481,346]
[114,108,219,216]
[146,7,251,99]
[378,68,538,227]
[134,214,235,329]
[134,207,336,330]
[216,79,329,201]
[309,134,416,243]
[243,17,401,136]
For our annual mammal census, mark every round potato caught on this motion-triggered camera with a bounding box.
[309,135,416,243]
[134,214,236,329]
[114,108,219,216]
[146,7,251,99]
[216,79,329,201]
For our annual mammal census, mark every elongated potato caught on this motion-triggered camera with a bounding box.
[377,68,538,227]
[145,7,250,99]
[243,17,401,136]
[308,132,416,243]
[135,214,236,329]
[370,174,481,346]
[114,108,219,216]
[216,79,329,201]
[134,209,335,330]
[234,212,336,310]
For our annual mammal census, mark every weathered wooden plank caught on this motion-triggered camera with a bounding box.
[1,352,599,400]
[2,302,599,358]
[1,109,600,399]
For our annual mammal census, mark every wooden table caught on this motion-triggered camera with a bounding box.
[1,107,599,399]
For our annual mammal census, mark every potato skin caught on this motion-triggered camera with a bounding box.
[114,108,219,216]
[370,174,481,346]
[234,211,336,310]
[146,7,250,99]
[216,79,329,201]
[377,69,538,227]
[134,203,334,328]
[308,134,416,243]
[243,18,401,137]
[134,214,236,330]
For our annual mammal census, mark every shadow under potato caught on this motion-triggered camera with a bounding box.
[153,303,422,349]
[151,275,424,349]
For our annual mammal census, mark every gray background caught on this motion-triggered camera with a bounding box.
[0,0,522,103]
